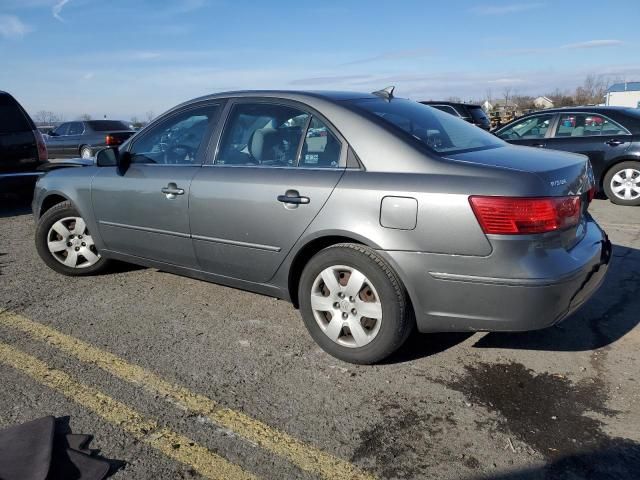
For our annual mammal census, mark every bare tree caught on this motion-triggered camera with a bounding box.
[502,86,512,106]
[33,111,64,125]
[145,111,155,123]
[575,74,607,105]
[78,113,92,121]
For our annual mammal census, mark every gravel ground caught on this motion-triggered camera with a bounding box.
[0,194,638,480]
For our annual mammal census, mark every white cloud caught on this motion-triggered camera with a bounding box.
[470,3,544,15]
[0,14,32,39]
[560,39,624,49]
[52,0,71,21]
[342,48,434,66]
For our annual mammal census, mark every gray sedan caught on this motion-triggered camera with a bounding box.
[32,89,611,364]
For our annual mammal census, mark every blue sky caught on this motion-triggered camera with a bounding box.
[0,0,638,120]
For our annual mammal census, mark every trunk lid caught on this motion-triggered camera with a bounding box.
[446,144,593,197]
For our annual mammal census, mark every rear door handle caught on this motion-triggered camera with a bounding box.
[278,190,311,205]
[531,143,546,148]
[161,183,185,199]
[605,139,624,146]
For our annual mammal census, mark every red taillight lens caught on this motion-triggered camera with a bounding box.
[588,186,596,203]
[105,134,121,146]
[469,196,581,234]
[34,130,48,161]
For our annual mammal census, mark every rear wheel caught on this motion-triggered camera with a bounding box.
[298,243,413,364]
[35,201,110,276]
[604,161,640,206]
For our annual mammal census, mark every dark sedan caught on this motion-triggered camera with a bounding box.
[495,107,640,206]
[46,120,134,160]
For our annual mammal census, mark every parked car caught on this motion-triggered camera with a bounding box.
[420,101,491,130]
[0,91,48,193]
[32,89,610,364]
[46,120,135,159]
[495,107,640,206]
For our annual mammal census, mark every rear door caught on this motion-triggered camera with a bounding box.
[64,121,85,157]
[544,112,632,182]
[0,92,38,175]
[91,102,222,267]
[189,99,345,282]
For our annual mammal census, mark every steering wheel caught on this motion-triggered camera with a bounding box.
[166,144,197,164]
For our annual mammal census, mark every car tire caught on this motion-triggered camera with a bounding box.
[35,201,110,276]
[80,145,92,159]
[603,161,640,206]
[298,243,414,364]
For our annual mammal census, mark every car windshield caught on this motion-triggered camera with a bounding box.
[88,120,130,131]
[350,98,503,154]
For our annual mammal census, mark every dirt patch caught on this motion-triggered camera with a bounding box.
[351,402,463,479]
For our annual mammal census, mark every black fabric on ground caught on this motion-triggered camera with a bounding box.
[0,416,113,480]
[0,415,55,480]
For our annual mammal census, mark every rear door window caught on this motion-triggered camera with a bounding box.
[555,113,629,137]
[430,105,459,116]
[216,103,309,167]
[299,117,342,168]
[0,93,31,134]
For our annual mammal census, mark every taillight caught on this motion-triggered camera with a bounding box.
[105,134,121,146]
[34,130,48,161]
[587,186,596,203]
[469,196,581,234]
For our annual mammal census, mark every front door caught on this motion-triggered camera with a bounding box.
[91,103,222,268]
[544,112,632,183]
[189,101,345,283]
[46,123,70,159]
[496,113,557,148]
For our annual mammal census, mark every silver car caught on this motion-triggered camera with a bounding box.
[32,89,611,364]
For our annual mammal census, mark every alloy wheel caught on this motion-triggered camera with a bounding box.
[310,265,382,348]
[47,216,100,268]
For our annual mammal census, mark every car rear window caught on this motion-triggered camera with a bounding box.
[468,106,489,124]
[87,120,129,131]
[0,93,32,134]
[350,98,503,154]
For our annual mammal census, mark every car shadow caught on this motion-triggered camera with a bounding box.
[382,332,474,364]
[469,439,640,480]
[474,243,640,352]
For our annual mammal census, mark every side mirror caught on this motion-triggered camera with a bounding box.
[96,147,132,175]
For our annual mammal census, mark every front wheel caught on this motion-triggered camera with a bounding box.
[298,243,414,364]
[603,161,640,206]
[80,145,92,159]
[35,201,110,276]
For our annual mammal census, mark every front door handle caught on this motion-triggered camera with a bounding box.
[531,142,546,148]
[161,183,185,199]
[605,139,624,146]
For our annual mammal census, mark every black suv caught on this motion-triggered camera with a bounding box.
[420,101,491,130]
[495,106,640,206]
[0,91,47,193]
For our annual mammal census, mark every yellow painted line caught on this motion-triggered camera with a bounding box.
[0,310,375,480]
[0,342,255,480]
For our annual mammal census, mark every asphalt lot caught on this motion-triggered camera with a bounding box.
[0,194,639,479]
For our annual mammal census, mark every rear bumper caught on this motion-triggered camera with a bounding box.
[384,217,611,333]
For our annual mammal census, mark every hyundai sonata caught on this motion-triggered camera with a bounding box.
[32,88,611,364]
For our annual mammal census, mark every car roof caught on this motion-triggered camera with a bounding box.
[186,90,378,104]
[420,101,482,108]
[522,106,631,115]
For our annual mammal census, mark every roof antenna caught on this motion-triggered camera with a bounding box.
[372,86,395,100]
